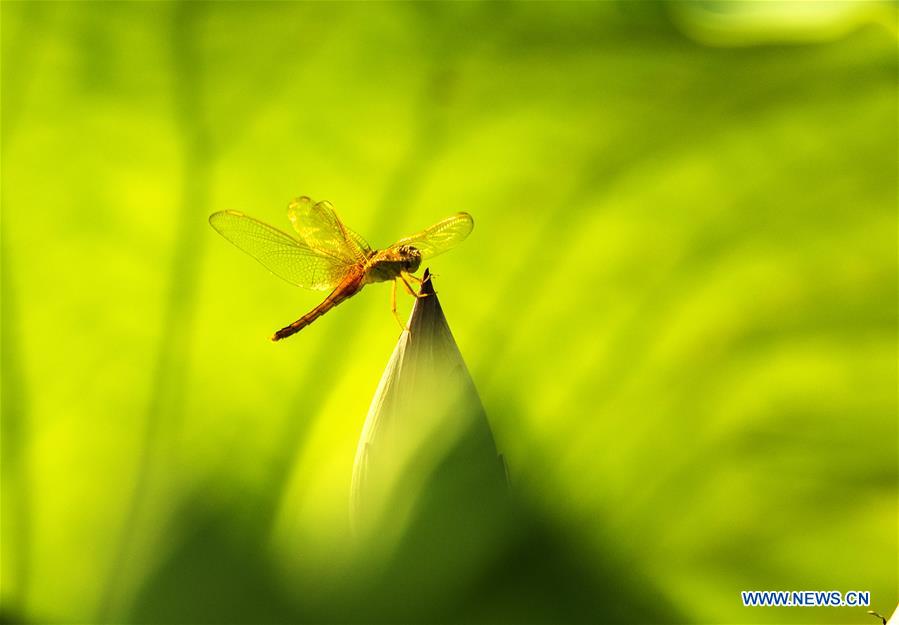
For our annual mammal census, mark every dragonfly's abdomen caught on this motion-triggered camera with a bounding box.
[271,270,365,341]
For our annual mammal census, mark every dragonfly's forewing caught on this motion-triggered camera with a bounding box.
[209,210,353,291]
[288,196,372,264]
[390,212,474,260]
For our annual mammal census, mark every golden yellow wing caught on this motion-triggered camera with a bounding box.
[390,212,474,259]
[208,210,354,291]
[287,196,372,264]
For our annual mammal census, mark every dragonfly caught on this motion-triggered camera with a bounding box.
[209,196,473,341]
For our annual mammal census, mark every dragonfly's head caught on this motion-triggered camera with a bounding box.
[397,244,422,273]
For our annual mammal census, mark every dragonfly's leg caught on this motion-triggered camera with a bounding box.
[399,274,416,296]
[391,279,406,330]
[401,272,429,298]
[400,274,427,299]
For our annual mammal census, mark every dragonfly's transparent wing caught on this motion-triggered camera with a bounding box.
[209,210,353,290]
[390,212,474,259]
[287,196,372,264]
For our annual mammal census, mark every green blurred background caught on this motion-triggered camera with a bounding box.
[2,2,896,623]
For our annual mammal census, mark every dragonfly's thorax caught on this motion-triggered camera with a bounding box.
[364,245,422,283]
